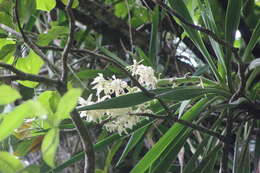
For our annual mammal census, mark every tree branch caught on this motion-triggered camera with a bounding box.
[0,23,22,38]
[14,0,60,75]
[61,0,76,82]
[0,63,58,85]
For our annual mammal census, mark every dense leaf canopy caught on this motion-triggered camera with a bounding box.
[0,0,259,173]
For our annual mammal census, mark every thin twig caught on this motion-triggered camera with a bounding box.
[125,0,133,52]
[61,0,76,82]
[14,0,60,75]
[132,112,227,142]
[0,62,59,85]
[0,23,22,38]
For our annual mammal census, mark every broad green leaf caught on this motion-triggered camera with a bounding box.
[15,51,44,88]
[0,38,15,49]
[0,1,13,28]
[61,0,79,8]
[77,87,229,111]
[243,20,260,61]
[18,0,36,25]
[37,26,69,46]
[0,100,47,141]
[41,128,59,167]
[131,6,149,27]
[38,91,60,115]
[54,88,82,123]
[0,85,21,105]
[0,44,16,62]
[130,98,210,173]
[36,0,56,12]
[0,152,24,173]
[114,2,128,18]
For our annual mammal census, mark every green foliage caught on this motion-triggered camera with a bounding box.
[41,128,60,167]
[0,85,21,104]
[0,152,24,173]
[0,0,259,172]
[61,0,79,8]
[54,88,82,124]
[16,51,44,88]
[0,100,46,141]
[36,0,56,12]
[37,26,69,46]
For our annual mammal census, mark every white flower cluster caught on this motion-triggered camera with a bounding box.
[128,60,157,89]
[78,61,157,135]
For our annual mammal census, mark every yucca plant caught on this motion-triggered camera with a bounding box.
[0,0,259,173]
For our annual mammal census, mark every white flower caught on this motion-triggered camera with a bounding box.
[104,114,141,135]
[128,60,157,89]
[91,73,110,98]
[78,95,105,122]
[91,74,129,99]
[109,75,128,96]
[79,66,157,135]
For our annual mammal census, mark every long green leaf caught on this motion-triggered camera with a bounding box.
[130,98,211,173]
[192,144,222,173]
[151,129,192,173]
[104,140,123,172]
[77,87,229,111]
[224,0,242,90]
[167,0,222,83]
[183,139,209,173]
[99,46,129,67]
[116,123,149,166]
[198,0,226,78]
[242,20,260,61]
